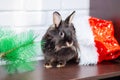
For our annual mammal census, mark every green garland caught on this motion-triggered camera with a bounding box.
[0,27,40,74]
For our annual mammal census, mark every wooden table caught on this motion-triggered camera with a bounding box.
[0,60,120,80]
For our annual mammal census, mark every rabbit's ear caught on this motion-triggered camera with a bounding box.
[65,11,75,24]
[53,11,62,27]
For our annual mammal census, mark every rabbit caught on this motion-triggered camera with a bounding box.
[41,11,80,68]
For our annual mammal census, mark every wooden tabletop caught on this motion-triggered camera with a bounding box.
[0,60,120,80]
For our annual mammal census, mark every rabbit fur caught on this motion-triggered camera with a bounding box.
[41,11,80,68]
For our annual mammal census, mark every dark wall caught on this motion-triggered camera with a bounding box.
[90,0,120,44]
[90,0,120,20]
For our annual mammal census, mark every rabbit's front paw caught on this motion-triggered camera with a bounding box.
[56,61,66,68]
[44,62,53,69]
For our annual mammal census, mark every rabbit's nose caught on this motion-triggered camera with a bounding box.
[66,41,73,47]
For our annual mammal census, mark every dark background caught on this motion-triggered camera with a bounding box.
[90,0,120,20]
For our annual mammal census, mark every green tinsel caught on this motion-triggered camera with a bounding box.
[0,27,39,74]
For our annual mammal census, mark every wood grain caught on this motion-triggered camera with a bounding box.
[0,60,120,80]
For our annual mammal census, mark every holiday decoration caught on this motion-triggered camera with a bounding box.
[74,16,120,65]
[89,17,120,63]
[0,27,39,74]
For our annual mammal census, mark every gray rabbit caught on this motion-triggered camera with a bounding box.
[41,11,80,68]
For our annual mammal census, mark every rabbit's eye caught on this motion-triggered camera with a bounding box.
[59,31,64,38]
